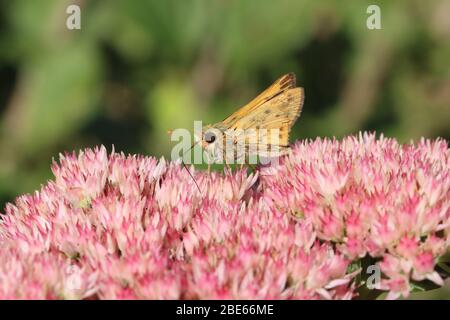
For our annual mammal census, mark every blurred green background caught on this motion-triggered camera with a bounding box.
[0,0,449,299]
[0,0,449,198]
[1,0,449,208]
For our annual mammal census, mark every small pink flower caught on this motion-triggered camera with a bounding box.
[381,275,411,300]
[395,236,419,259]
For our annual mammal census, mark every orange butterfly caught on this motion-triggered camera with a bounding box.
[200,73,304,165]
[181,73,304,192]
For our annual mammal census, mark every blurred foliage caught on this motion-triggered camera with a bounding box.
[0,0,449,207]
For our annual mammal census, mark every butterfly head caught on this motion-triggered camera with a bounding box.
[200,125,223,150]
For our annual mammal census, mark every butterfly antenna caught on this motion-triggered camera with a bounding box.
[181,159,201,193]
[180,141,202,193]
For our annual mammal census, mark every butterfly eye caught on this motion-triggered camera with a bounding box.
[204,131,216,144]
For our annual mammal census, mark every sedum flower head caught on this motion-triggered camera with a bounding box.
[0,133,448,299]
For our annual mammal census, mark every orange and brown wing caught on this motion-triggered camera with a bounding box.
[221,73,298,129]
[239,87,303,151]
[257,87,304,146]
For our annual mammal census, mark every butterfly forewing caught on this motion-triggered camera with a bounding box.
[221,73,298,129]
[219,73,303,157]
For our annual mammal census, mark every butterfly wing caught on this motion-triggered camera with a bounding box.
[220,74,304,156]
[259,87,303,150]
[221,73,298,128]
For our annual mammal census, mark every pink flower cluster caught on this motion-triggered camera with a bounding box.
[0,132,449,299]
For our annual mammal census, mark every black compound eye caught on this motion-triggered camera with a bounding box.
[204,131,216,143]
